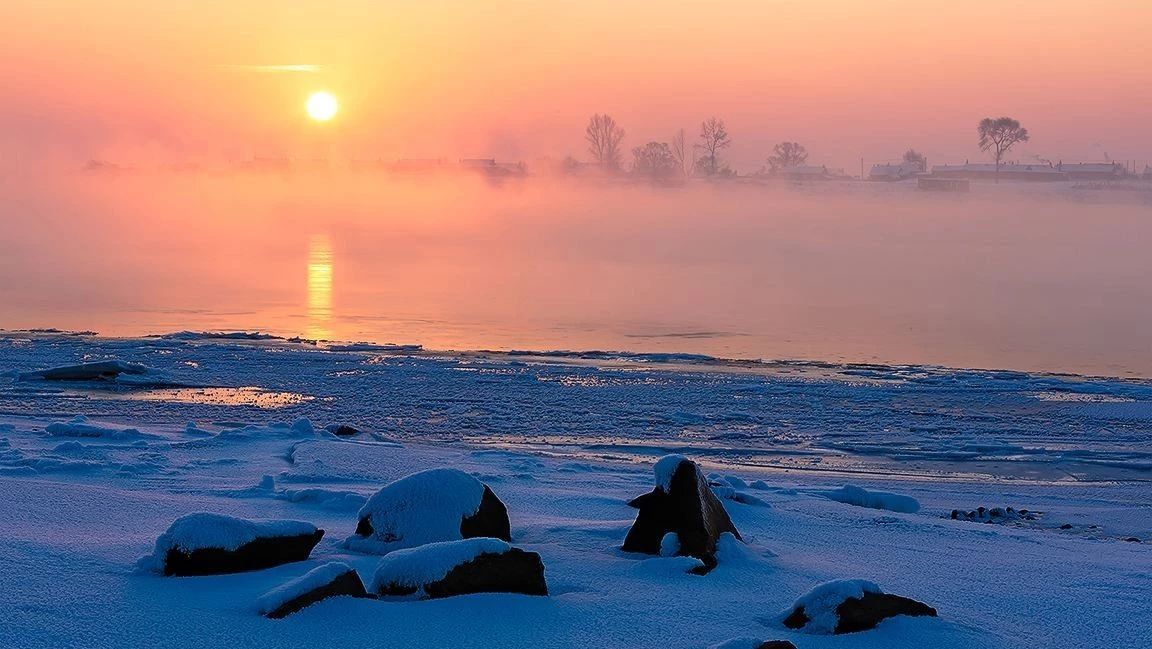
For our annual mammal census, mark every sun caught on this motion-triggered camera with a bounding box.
[306,91,338,122]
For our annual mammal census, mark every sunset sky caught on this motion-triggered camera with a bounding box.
[3,0,1149,171]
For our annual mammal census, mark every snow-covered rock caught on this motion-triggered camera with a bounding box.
[18,360,149,381]
[257,562,370,618]
[816,485,920,514]
[622,455,742,572]
[139,513,324,576]
[950,506,1037,523]
[708,639,796,649]
[325,423,362,437]
[346,468,511,554]
[782,579,937,634]
[370,538,547,598]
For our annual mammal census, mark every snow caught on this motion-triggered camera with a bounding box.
[786,579,883,635]
[0,334,1150,648]
[659,532,680,556]
[815,485,920,514]
[369,538,512,595]
[137,513,318,573]
[44,415,151,439]
[255,562,358,615]
[348,467,487,553]
[654,454,689,491]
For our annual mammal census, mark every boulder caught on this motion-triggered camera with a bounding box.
[258,562,372,619]
[140,513,324,576]
[371,537,547,599]
[326,424,361,437]
[782,579,936,634]
[622,455,742,571]
[707,639,796,649]
[348,468,511,554]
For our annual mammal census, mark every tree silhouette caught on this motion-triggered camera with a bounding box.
[631,141,678,178]
[585,114,626,171]
[768,142,808,172]
[978,117,1030,183]
[695,118,731,177]
[902,149,926,171]
[671,129,688,176]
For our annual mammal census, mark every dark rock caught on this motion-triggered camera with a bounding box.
[622,456,742,571]
[835,592,937,633]
[784,592,937,635]
[757,642,797,649]
[425,548,547,598]
[164,530,325,576]
[327,424,361,437]
[950,506,1040,525]
[460,485,512,541]
[262,566,371,619]
[1059,523,1073,530]
[375,545,547,599]
[1124,537,1141,543]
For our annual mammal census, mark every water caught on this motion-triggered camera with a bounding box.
[3,171,1151,377]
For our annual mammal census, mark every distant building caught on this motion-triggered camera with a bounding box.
[459,158,526,177]
[930,163,1066,182]
[773,165,846,181]
[1055,162,1126,180]
[869,162,922,181]
[1144,165,1152,181]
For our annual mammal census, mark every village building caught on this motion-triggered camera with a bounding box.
[1055,162,1126,180]
[869,161,923,181]
[930,163,1066,182]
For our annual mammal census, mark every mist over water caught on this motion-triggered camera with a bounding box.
[3,171,1151,377]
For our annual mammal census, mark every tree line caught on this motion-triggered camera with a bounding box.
[581,114,1031,181]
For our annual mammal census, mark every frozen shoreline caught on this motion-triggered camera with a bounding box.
[1,331,1150,648]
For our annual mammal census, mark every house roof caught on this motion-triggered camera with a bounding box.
[931,163,1059,174]
[1057,162,1123,172]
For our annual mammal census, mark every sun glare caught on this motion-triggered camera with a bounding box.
[305,91,338,121]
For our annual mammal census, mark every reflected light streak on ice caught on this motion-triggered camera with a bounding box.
[307,234,333,340]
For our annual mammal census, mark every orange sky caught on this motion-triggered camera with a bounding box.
[2,0,1149,171]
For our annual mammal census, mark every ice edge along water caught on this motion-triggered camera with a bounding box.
[0,332,1149,648]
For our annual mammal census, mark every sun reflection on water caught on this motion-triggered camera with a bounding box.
[307,234,333,339]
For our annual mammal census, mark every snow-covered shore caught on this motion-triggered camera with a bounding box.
[1,332,1149,648]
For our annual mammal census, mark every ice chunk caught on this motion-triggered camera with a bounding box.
[18,360,148,381]
[816,485,920,514]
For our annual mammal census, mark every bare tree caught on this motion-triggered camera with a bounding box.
[695,118,731,177]
[631,141,678,178]
[902,149,926,171]
[978,117,1030,183]
[671,129,688,176]
[767,141,808,172]
[585,114,626,171]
